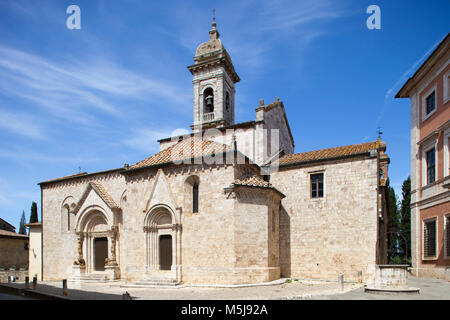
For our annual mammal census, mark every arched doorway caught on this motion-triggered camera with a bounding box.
[74,208,119,278]
[143,205,181,283]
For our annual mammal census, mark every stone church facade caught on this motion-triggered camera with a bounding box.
[38,22,390,285]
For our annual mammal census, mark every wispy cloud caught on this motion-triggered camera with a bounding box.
[175,0,350,72]
[376,34,446,126]
[0,45,191,127]
[0,108,46,140]
[384,36,445,101]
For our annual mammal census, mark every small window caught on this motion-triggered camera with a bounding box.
[426,148,435,184]
[311,173,324,198]
[423,219,436,258]
[193,183,199,213]
[225,92,230,111]
[24,243,29,251]
[426,91,435,115]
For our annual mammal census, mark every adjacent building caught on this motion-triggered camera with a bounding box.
[396,33,450,280]
[0,218,29,270]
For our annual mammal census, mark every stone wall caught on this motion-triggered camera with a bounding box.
[0,269,28,283]
[271,156,379,282]
[0,237,29,269]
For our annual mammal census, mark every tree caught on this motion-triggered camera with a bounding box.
[29,202,38,223]
[399,176,411,262]
[386,179,400,263]
[18,211,26,235]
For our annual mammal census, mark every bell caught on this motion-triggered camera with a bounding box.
[205,95,214,111]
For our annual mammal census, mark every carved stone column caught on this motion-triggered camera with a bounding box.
[105,226,120,280]
[71,232,86,279]
[74,232,85,266]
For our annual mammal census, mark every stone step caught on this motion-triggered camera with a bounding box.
[125,279,180,287]
[69,273,110,283]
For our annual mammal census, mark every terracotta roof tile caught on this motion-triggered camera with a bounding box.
[277,141,380,166]
[233,174,272,188]
[90,182,118,209]
[129,136,232,170]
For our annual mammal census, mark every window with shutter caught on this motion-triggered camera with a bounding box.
[424,220,436,257]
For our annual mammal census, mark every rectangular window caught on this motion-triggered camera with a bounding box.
[426,148,436,184]
[426,91,436,115]
[311,173,324,198]
[423,219,436,258]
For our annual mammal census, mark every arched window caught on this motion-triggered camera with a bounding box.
[185,175,200,214]
[193,183,199,213]
[203,87,214,113]
[225,92,230,111]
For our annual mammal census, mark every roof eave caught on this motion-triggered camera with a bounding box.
[276,151,373,169]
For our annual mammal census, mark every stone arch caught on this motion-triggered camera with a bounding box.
[202,86,215,114]
[74,206,118,274]
[61,196,76,233]
[184,175,200,214]
[143,204,181,282]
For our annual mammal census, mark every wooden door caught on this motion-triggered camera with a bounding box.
[94,237,108,271]
[159,235,172,270]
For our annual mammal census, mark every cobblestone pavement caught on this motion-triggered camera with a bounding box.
[1,277,448,300]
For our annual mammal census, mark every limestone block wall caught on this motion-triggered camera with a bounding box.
[41,171,126,280]
[122,163,238,283]
[271,156,379,282]
[232,188,279,283]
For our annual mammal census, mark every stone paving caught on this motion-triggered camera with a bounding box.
[1,277,448,300]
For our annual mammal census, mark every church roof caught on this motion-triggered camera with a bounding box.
[277,140,381,167]
[127,136,233,171]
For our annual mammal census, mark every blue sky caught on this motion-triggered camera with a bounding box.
[0,0,448,230]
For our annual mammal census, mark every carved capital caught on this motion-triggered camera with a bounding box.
[143,226,157,233]
[172,224,182,231]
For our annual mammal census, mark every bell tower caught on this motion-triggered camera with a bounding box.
[187,19,240,132]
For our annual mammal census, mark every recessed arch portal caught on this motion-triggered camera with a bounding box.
[143,204,181,282]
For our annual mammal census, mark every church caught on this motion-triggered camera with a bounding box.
[37,21,390,285]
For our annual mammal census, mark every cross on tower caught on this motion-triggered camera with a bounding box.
[212,8,216,22]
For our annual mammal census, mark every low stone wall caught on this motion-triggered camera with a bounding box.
[0,269,28,283]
